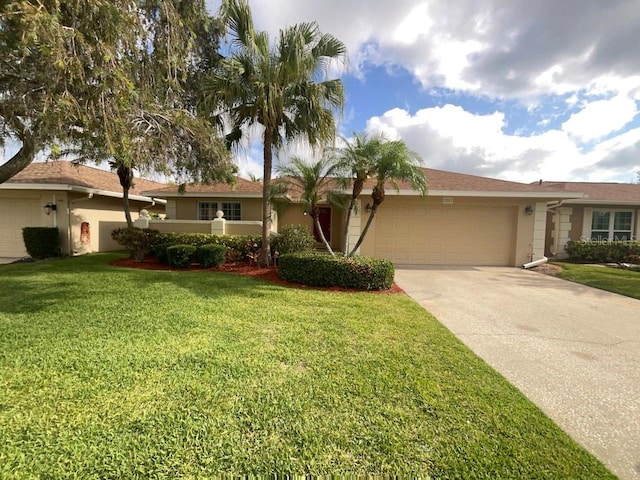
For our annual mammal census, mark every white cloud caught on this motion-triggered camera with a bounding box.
[562,95,638,142]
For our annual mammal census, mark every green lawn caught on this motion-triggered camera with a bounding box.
[0,254,613,478]
[554,261,640,299]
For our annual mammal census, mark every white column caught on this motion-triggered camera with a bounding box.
[532,202,547,260]
[211,210,225,236]
[553,207,573,258]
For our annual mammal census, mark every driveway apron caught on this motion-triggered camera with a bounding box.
[395,266,640,480]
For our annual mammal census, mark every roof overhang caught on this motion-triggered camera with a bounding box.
[559,199,640,206]
[334,188,587,199]
[0,183,166,204]
[143,191,262,199]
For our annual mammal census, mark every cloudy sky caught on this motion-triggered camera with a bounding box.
[211,0,640,184]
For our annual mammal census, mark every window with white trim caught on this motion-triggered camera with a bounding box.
[197,201,241,221]
[590,210,633,241]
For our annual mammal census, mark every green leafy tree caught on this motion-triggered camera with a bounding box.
[346,137,428,257]
[0,1,235,197]
[275,154,344,256]
[199,0,346,266]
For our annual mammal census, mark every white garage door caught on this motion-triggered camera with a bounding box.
[375,203,517,265]
[0,198,42,257]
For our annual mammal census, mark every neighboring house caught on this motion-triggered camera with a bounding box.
[538,181,640,258]
[145,168,585,267]
[0,161,166,258]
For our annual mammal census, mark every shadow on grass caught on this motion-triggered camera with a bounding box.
[0,253,286,315]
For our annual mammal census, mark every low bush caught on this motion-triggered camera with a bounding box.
[111,228,159,261]
[271,224,315,255]
[154,233,261,264]
[166,244,197,268]
[565,240,640,263]
[22,227,62,259]
[197,244,227,268]
[278,252,395,291]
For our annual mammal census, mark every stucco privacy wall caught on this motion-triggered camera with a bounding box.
[358,196,542,266]
[169,198,263,221]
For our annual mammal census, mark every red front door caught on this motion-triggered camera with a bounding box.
[313,207,331,242]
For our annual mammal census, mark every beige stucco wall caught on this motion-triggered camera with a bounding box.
[0,190,69,257]
[173,197,262,221]
[357,195,542,266]
[278,203,345,251]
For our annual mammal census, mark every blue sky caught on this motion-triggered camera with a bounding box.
[213,0,640,184]
[3,1,639,185]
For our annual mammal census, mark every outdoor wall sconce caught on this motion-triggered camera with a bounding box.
[365,203,372,212]
[524,205,534,215]
[44,203,57,215]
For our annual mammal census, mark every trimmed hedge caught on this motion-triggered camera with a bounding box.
[22,227,62,259]
[154,233,261,265]
[565,240,640,263]
[166,244,197,268]
[111,228,159,261]
[278,252,395,291]
[271,224,315,255]
[197,244,227,268]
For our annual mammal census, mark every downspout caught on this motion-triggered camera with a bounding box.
[68,192,94,256]
[546,200,567,258]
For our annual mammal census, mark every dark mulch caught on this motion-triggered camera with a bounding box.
[110,256,404,294]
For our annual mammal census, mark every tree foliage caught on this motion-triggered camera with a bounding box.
[338,133,428,256]
[0,0,236,186]
[199,0,346,266]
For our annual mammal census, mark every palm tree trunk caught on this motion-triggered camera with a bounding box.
[122,186,133,228]
[342,197,356,255]
[313,215,335,256]
[348,203,379,257]
[260,129,273,267]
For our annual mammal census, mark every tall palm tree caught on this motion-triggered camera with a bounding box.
[275,154,343,256]
[199,0,346,266]
[335,131,387,253]
[348,139,428,257]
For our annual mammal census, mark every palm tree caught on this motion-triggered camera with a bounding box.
[347,139,428,257]
[275,154,343,256]
[335,132,386,253]
[199,0,346,266]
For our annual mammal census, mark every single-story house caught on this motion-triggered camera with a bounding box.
[0,161,166,258]
[144,168,588,267]
[539,181,640,258]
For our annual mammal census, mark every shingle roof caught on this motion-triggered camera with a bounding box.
[535,181,640,202]
[6,161,166,195]
[145,177,263,196]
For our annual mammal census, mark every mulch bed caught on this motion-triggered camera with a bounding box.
[110,256,404,295]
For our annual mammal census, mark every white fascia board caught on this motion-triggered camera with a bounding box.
[0,182,166,204]
[333,188,586,199]
[143,191,262,199]
[562,199,640,206]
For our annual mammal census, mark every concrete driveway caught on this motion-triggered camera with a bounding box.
[395,266,640,480]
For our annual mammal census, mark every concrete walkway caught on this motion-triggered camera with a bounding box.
[395,266,640,480]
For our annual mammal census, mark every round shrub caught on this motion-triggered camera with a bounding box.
[278,252,395,291]
[22,227,62,259]
[166,244,197,268]
[197,244,227,268]
[111,227,159,261]
[271,224,315,255]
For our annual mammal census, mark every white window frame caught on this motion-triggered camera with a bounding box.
[587,208,634,241]
[197,201,242,221]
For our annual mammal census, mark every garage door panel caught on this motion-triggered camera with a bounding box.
[0,198,42,257]
[375,204,515,266]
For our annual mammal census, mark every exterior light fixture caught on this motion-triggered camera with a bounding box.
[365,203,372,212]
[524,205,534,215]
[44,203,57,215]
